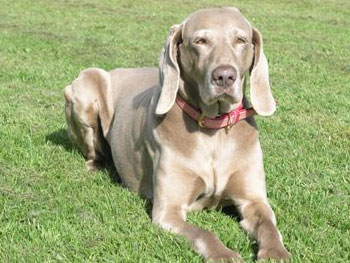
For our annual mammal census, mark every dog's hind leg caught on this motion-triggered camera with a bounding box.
[64,68,113,171]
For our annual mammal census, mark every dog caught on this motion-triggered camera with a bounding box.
[64,7,290,262]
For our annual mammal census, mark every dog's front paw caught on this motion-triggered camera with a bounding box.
[206,250,244,263]
[258,245,290,261]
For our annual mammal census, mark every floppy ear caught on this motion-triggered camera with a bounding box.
[155,24,182,115]
[250,28,276,116]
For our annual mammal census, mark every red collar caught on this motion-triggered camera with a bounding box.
[175,95,256,129]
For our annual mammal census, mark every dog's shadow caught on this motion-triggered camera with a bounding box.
[45,128,120,184]
[46,128,74,153]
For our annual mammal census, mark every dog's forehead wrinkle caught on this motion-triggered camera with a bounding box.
[184,8,250,32]
[189,27,248,39]
[232,27,249,37]
[192,29,212,38]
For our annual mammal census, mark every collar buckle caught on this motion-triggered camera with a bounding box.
[198,113,206,128]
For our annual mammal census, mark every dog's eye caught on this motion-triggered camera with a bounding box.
[193,38,208,45]
[236,37,248,44]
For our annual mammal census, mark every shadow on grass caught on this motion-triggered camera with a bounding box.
[45,128,121,185]
[221,205,241,222]
[46,128,74,152]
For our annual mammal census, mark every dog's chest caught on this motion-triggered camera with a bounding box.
[189,165,233,211]
[189,122,258,210]
[189,134,241,210]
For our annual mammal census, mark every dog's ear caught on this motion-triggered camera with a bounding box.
[155,24,182,115]
[250,28,276,116]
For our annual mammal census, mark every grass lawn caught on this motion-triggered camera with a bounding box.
[0,0,349,262]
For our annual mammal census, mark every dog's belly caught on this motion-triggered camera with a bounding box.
[107,68,159,199]
[109,97,156,199]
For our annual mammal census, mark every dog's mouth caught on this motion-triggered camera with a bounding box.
[212,93,240,104]
[198,94,242,118]
[206,92,241,110]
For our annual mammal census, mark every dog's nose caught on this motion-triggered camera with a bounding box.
[212,65,237,88]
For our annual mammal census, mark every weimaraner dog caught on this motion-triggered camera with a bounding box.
[64,7,290,262]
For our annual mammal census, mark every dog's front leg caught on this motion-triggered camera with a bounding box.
[152,168,243,263]
[238,199,290,261]
[226,164,290,261]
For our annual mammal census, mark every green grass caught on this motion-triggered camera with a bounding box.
[0,0,349,262]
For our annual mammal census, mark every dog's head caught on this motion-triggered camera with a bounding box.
[156,7,276,118]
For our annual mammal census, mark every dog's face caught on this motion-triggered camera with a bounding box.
[156,7,276,118]
[179,8,254,116]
